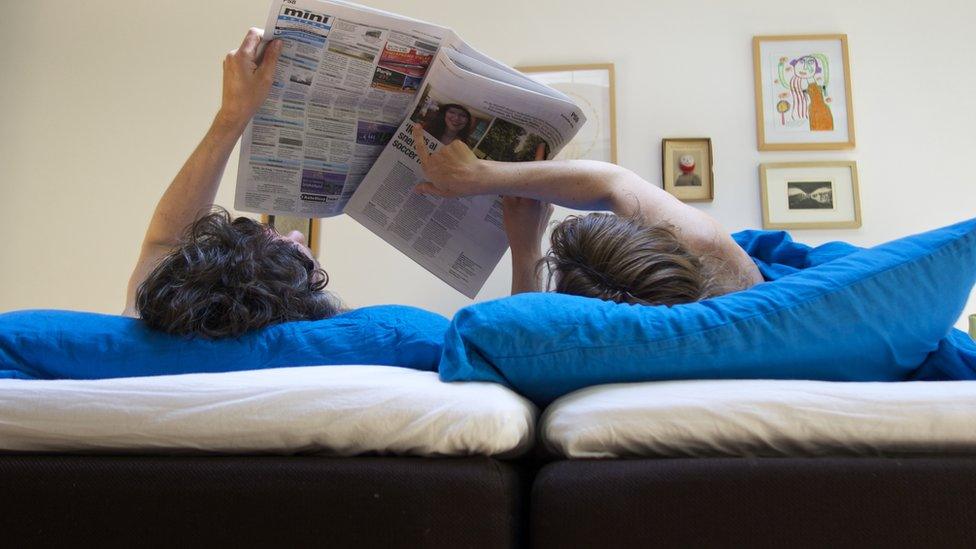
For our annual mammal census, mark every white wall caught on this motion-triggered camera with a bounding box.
[1,0,974,330]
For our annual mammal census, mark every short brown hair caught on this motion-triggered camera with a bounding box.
[542,213,723,306]
[136,208,339,338]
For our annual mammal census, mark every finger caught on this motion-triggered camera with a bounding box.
[240,28,264,58]
[426,185,451,197]
[257,40,283,79]
[534,142,547,161]
[411,124,431,167]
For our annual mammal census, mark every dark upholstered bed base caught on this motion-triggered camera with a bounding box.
[531,457,976,549]
[8,455,976,548]
[0,455,524,549]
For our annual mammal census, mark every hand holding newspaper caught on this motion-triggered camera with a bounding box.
[235,0,586,298]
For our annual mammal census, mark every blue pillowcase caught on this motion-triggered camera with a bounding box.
[0,305,448,380]
[439,217,976,405]
[912,328,976,381]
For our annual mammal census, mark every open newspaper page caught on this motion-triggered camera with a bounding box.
[343,49,586,298]
[234,0,452,217]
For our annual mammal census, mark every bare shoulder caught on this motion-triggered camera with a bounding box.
[608,178,762,293]
[668,207,764,293]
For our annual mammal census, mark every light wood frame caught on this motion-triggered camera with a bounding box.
[260,214,322,257]
[516,63,618,163]
[661,137,714,202]
[753,34,856,151]
[759,161,861,229]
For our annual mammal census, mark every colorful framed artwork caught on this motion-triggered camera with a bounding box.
[753,34,856,151]
[517,63,617,163]
[662,138,713,202]
[759,161,861,229]
[261,214,322,257]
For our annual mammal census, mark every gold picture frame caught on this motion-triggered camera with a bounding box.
[260,214,322,257]
[662,138,714,202]
[753,34,856,151]
[760,161,861,229]
[516,63,617,163]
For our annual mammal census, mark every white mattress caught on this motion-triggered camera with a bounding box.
[0,366,536,457]
[542,379,976,458]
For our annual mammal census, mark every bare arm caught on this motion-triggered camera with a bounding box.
[413,125,697,227]
[123,29,282,316]
[499,143,553,294]
[502,197,554,294]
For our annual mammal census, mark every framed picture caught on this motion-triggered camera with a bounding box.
[662,138,713,202]
[517,63,617,163]
[753,34,855,150]
[261,214,322,257]
[759,161,861,229]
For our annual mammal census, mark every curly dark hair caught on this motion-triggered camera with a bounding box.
[542,213,727,306]
[135,208,339,339]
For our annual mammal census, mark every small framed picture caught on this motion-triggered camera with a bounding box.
[753,34,856,151]
[662,138,713,202]
[759,161,861,229]
[517,63,617,163]
[261,214,322,257]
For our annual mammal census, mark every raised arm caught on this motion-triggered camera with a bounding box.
[414,128,721,241]
[412,125,708,228]
[123,29,282,315]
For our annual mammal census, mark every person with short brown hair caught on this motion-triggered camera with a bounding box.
[410,125,763,303]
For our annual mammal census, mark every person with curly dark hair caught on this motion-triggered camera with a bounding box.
[134,208,339,339]
[123,29,340,338]
[410,124,764,303]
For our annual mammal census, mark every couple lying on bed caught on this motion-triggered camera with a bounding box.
[124,29,763,339]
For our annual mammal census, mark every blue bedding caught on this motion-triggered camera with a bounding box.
[736,227,976,382]
[0,305,448,380]
[439,218,976,405]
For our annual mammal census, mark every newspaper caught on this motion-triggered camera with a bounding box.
[235,0,586,297]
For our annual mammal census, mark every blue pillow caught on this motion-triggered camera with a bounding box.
[439,217,976,405]
[912,328,976,381]
[0,305,448,380]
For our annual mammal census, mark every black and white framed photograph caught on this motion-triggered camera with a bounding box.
[787,181,834,209]
[760,161,861,229]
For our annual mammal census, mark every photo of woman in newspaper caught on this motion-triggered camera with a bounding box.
[410,85,490,147]
[411,84,553,162]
